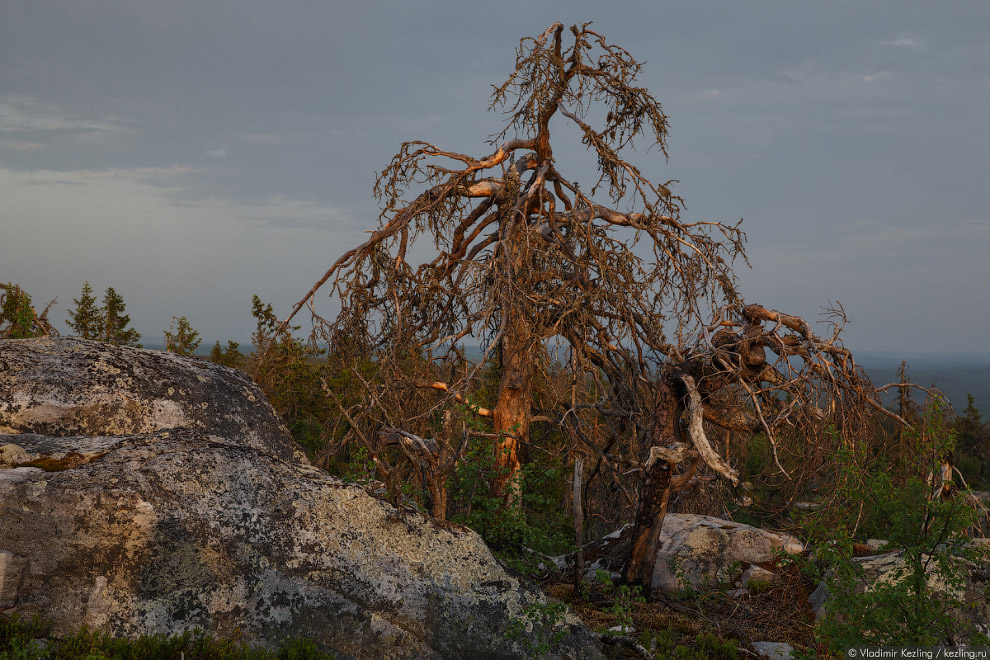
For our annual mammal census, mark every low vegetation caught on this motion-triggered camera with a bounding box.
[4,21,990,659]
[6,279,988,658]
[0,616,334,660]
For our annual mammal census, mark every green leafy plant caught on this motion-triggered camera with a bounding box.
[0,616,335,660]
[799,404,990,655]
[505,601,570,660]
[447,427,572,574]
[594,569,645,634]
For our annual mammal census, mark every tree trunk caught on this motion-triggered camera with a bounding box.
[492,314,534,506]
[625,378,681,588]
[491,202,536,507]
[429,482,448,521]
[573,455,585,589]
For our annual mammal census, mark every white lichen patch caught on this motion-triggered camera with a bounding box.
[0,444,28,467]
[147,399,191,429]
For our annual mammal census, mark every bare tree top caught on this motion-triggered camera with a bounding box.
[285,23,746,389]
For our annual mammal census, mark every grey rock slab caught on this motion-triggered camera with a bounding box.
[0,337,306,464]
[0,429,601,659]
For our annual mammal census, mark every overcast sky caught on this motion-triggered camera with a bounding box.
[2,1,988,354]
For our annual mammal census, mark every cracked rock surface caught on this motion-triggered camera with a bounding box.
[0,338,602,660]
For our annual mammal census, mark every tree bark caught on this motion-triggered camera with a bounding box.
[625,378,681,588]
[429,482,448,520]
[491,197,536,507]
[492,314,534,506]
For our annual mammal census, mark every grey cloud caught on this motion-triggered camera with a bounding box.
[2,0,989,351]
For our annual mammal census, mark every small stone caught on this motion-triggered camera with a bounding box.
[741,565,775,590]
[751,641,794,659]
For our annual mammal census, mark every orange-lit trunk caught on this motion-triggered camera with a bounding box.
[492,314,534,507]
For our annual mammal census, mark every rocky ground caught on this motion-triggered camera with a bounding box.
[2,337,988,660]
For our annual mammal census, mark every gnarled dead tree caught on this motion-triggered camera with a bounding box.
[282,23,889,587]
[285,22,744,508]
[623,302,885,586]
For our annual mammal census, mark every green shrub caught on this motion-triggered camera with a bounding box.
[594,570,645,634]
[448,431,572,574]
[694,631,738,660]
[505,601,570,660]
[799,404,990,655]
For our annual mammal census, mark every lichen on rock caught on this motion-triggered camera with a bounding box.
[0,337,602,660]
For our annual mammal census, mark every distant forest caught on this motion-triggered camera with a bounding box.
[148,338,990,416]
[856,353,990,415]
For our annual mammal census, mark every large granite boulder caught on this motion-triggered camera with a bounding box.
[556,514,804,596]
[0,338,603,660]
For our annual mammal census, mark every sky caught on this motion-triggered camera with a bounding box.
[2,1,988,354]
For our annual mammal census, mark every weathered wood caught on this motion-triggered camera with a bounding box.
[679,374,739,485]
[492,325,533,504]
[626,379,680,587]
[573,455,585,589]
[626,460,674,587]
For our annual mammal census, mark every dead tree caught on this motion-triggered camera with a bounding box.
[624,302,886,586]
[283,22,889,591]
[283,22,745,508]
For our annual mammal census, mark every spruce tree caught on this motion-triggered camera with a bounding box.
[0,283,43,339]
[101,287,141,346]
[66,281,101,339]
[210,340,244,369]
[957,394,983,442]
[163,316,201,356]
[955,394,989,486]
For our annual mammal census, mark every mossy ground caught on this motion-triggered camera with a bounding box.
[539,561,816,659]
[0,617,334,660]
